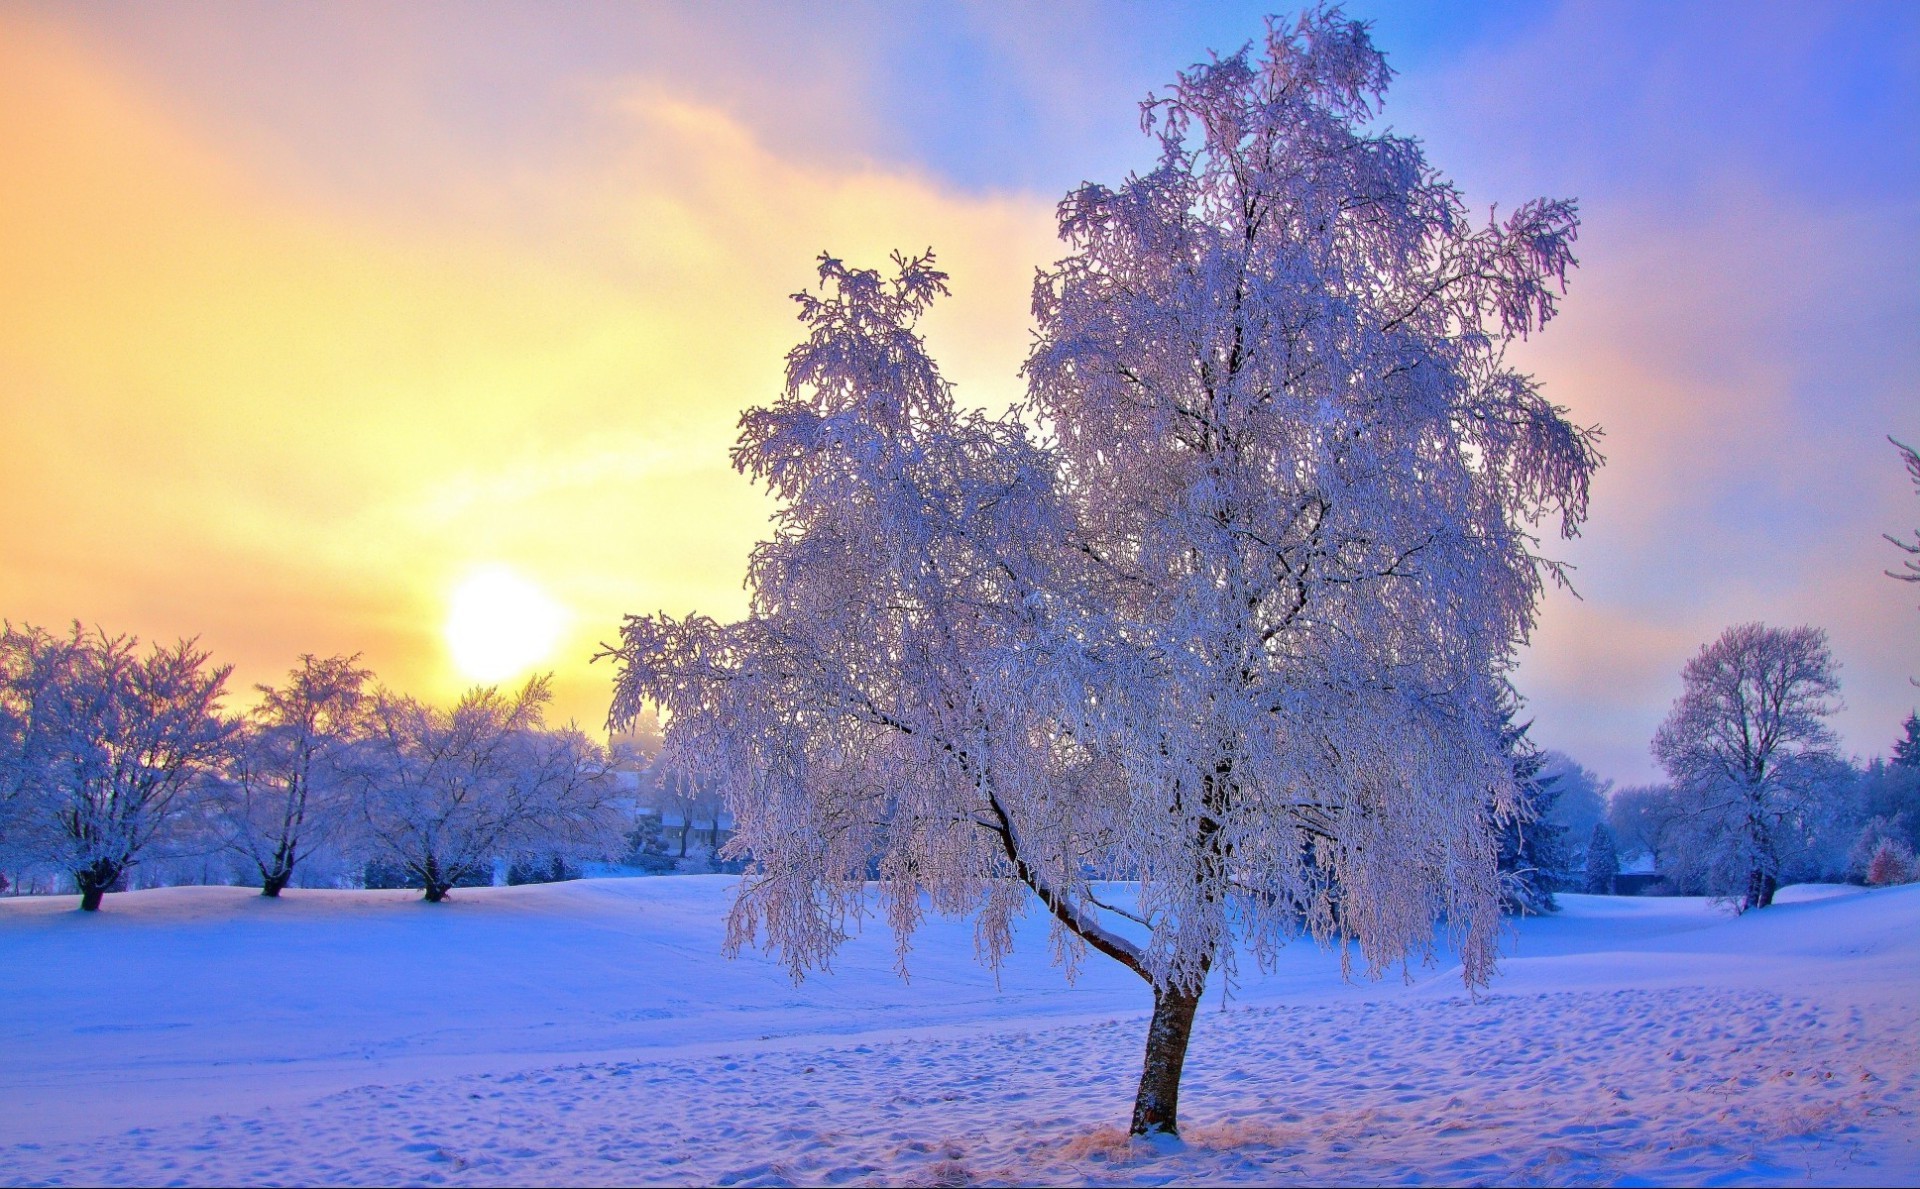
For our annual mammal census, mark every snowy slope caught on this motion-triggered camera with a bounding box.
[2,878,1915,1186]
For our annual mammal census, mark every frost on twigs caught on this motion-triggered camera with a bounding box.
[605,6,1600,1134]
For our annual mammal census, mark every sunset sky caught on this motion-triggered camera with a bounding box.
[2,1,1915,785]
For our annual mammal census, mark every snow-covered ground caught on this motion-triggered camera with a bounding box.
[2,878,1915,1187]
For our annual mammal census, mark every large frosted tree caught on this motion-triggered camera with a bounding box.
[609,9,1599,1136]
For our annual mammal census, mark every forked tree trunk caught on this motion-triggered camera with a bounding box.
[74,860,122,913]
[1130,984,1203,1135]
[261,870,291,898]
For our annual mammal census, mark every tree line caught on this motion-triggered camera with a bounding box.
[0,622,626,909]
[1507,624,1920,910]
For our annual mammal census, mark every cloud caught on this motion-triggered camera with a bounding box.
[0,10,1058,726]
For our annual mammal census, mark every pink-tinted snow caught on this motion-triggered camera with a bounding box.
[2,877,1915,1186]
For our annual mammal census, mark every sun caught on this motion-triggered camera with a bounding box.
[443,565,568,684]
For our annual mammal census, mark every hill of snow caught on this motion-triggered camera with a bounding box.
[2,878,1916,1186]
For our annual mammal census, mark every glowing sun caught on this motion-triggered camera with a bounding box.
[443,565,568,683]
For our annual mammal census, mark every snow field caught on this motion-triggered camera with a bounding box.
[3,878,1916,1186]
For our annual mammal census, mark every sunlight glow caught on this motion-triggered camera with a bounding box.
[444,565,568,684]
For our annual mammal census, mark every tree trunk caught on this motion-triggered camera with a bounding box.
[421,855,450,903]
[678,821,691,858]
[74,860,122,912]
[262,840,295,897]
[1130,984,1203,1136]
[1744,866,1777,911]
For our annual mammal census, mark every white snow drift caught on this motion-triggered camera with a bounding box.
[1,878,1915,1186]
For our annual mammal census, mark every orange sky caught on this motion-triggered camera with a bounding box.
[0,11,1056,729]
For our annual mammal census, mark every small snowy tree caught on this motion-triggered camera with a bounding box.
[1584,821,1620,894]
[1652,623,1843,910]
[355,677,621,902]
[0,622,233,910]
[609,10,1598,1136]
[218,654,371,897]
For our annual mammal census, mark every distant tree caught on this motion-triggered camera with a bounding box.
[1893,712,1920,770]
[622,810,675,872]
[609,12,1598,1136]
[1537,751,1610,872]
[1607,783,1671,869]
[0,622,232,910]
[0,637,37,868]
[356,677,622,902]
[1854,757,1920,853]
[1584,822,1620,894]
[218,654,371,897]
[505,852,578,885]
[1652,623,1843,910]
[642,764,710,860]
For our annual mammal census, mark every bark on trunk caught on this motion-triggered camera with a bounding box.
[74,861,122,912]
[1744,867,1777,911]
[261,871,290,898]
[1130,985,1203,1136]
[422,855,450,903]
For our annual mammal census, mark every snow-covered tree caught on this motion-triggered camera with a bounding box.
[355,676,621,902]
[1652,623,1843,910]
[1584,821,1620,894]
[217,654,371,897]
[609,9,1598,1137]
[0,622,233,910]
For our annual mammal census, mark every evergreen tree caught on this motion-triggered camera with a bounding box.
[1584,822,1620,894]
[1893,712,1920,770]
[1496,711,1564,913]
